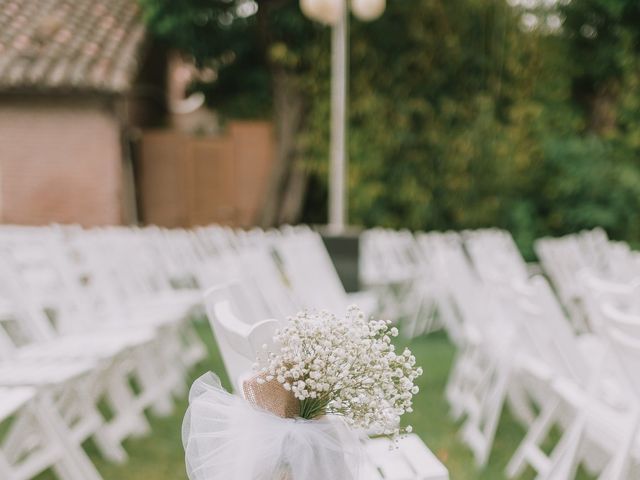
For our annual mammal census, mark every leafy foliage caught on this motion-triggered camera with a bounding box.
[140,0,640,258]
[302,0,640,258]
[139,0,328,117]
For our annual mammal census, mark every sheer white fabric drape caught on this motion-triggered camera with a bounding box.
[183,373,363,480]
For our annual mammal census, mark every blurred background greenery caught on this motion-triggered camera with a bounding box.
[140,0,640,258]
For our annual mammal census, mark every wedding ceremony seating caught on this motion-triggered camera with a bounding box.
[0,222,453,480]
[0,225,206,479]
[364,226,640,479]
[0,387,103,480]
[201,282,450,480]
[5,220,639,479]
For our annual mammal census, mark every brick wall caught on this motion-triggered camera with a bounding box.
[0,97,123,226]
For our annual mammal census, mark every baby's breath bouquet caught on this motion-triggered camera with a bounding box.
[257,305,423,437]
[183,305,423,480]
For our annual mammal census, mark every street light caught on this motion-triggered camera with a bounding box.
[300,0,385,234]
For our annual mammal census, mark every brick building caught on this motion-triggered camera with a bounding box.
[0,0,277,228]
[0,0,166,225]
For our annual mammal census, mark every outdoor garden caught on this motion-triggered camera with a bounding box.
[3,0,640,479]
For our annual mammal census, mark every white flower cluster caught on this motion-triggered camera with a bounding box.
[257,305,423,437]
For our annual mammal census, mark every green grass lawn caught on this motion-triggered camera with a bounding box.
[35,321,581,479]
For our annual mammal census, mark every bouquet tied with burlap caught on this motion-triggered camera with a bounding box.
[183,306,422,480]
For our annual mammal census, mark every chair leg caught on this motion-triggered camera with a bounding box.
[506,380,536,427]
[597,408,640,480]
[506,396,560,478]
[104,371,150,439]
[1,413,31,462]
[34,398,103,480]
[133,345,175,417]
[446,344,483,420]
[445,351,467,419]
[0,450,16,480]
[461,358,510,467]
[92,427,128,464]
[541,409,586,480]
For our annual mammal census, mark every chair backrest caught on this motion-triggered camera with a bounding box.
[272,228,349,314]
[203,285,279,392]
[579,271,640,329]
[602,313,640,401]
[198,252,271,322]
[236,247,301,318]
[0,249,65,341]
[430,235,485,325]
[515,276,590,385]
[415,232,470,345]
[535,236,593,331]
[463,229,529,286]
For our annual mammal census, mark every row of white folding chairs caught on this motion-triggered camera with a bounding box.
[416,230,527,466]
[452,229,632,477]
[370,227,640,479]
[0,221,521,479]
[35,223,382,400]
[530,230,640,478]
[535,228,640,332]
[442,229,640,478]
[0,222,371,479]
[194,233,449,479]
[194,225,380,323]
[0,224,207,480]
[360,228,443,338]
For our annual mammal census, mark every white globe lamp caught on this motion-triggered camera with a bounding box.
[350,0,386,21]
[300,0,344,25]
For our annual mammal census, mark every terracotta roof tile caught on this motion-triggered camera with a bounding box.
[0,0,147,94]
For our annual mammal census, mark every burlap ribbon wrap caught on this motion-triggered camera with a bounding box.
[242,374,300,419]
[182,372,362,480]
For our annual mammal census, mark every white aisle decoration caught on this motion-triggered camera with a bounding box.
[183,306,422,480]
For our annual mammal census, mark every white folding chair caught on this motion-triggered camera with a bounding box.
[0,235,190,460]
[274,227,379,316]
[202,285,449,479]
[202,284,280,391]
[505,276,638,480]
[0,387,104,480]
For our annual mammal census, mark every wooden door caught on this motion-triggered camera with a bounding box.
[138,121,274,227]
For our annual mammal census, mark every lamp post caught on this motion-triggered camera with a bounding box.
[300,0,385,234]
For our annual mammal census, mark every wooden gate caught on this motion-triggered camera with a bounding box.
[137,121,275,227]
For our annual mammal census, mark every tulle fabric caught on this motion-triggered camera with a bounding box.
[183,372,364,480]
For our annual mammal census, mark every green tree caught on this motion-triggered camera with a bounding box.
[141,0,640,257]
[559,0,640,133]
[140,0,330,225]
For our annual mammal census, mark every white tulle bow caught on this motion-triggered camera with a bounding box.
[183,372,364,480]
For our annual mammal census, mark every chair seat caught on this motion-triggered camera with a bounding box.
[0,297,14,319]
[18,328,155,362]
[0,360,94,387]
[0,387,35,419]
[577,333,605,369]
[554,378,640,459]
[347,291,379,316]
[128,307,191,328]
[128,290,202,317]
[86,290,200,331]
[111,296,199,329]
[363,434,449,480]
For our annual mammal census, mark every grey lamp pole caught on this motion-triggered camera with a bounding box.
[300,0,384,233]
[328,3,348,234]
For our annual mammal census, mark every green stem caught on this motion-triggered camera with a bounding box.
[299,398,330,419]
